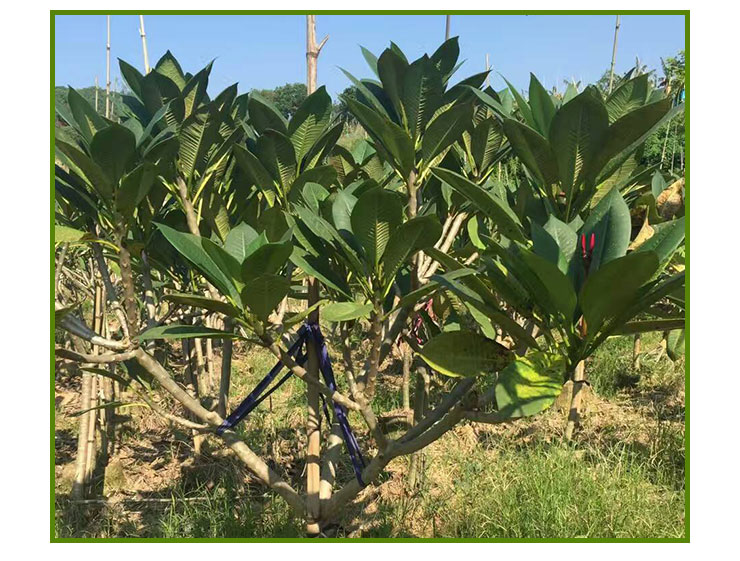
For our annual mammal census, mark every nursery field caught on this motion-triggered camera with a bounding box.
[53,14,686,540]
[54,331,685,539]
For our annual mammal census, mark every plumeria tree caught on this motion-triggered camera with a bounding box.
[54,40,685,535]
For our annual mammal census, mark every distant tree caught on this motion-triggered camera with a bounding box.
[333,86,359,125]
[251,82,307,118]
[660,50,685,103]
[55,85,127,124]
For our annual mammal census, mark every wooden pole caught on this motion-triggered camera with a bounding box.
[445,15,451,40]
[105,15,111,119]
[607,15,621,94]
[305,14,327,537]
[485,53,490,87]
[139,15,151,73]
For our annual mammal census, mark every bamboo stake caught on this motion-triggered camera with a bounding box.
[607,15,621,94]
[105,15,111,119]
[94,77,99,113]
[139,15,150,73]
[485,53,490,87]
[445,15,451,41]
[305,14,327,536]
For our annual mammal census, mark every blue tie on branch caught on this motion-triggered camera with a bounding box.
[217,322,366,486]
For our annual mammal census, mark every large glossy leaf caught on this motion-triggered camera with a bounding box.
[321,301,373,322]
[344,97,415,177]
[381,215,442,287]
[290,247,352,299]
[581,187,631,273]
[248,92,289,135]
[518,248,577,322]
[223,222,261,263]
[182,64,211,119]
[419,330,512,378]
[470,116,504,175]
[67,87,107,145]
[178,106,220,181]
[402,56,444,140]
[503,119,559,189]
[580,251,660,335]
[163,293,241,318]
[56,140,112,199]
[539,215,578,273]
[241,241,293,282]
[350,187,403,267]
[241,274,291,320]
[421,103,473,166]
[332,189,358,235]
[431,168,525,242]
[666,329,685,361]
[136,324,239,341]
[634,216,685,270]
[154,50,186,90]
[119,59,145,99]
[232,144,277,201]
[117,162,157,216]
[256,129,297,194]
[430,37,460,79]
[289,86,332,164]
[528,74,556,136]
[548,87,609,199]
[90,124,137,187]
[495,351,564,418]
[156,223,242,305]
[605,73,649,123]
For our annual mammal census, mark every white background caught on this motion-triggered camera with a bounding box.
[4,0,737,555]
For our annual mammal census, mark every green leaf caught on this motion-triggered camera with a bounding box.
[232,144,278,202]
[666,329,685,361]
[350,187,403,267]
[136,324,240,341]
[332,189,358,234]
[419,330,512,378]
[67,87,108,144]
[615,318,685,335]
[162,293,241,318]
[156,223,243,305]
[223,222,261,263]
[256,129,297,194]
[344,97,415,177]
[242,241,293,282]
[360,45,379,77]
[430,37,460,79]
[534,216,578,273]
[495,351,564,418]
[635,216,685,270]
[289,86,333,164]
[290,247,352,299]
[55,225,87,243]
[119,59,145,99]
[528,74,556,136]
[90,124,137,186]
[548,87,608,199]
[178,106,220,181]
[248,91,289,135]
[421,103,473,166]
[503,77,536,129]
[241,274,291,320]
[605,73,649,122]
[431,168,525,242]
[581,187,632,272]
[402,56,444,140]
[580,251,660,336]
[381,215,442,286]
[518,248,577,321]
[117,162,157,216]
[56,139,113,200]
[154,50,186,90]
[503,119,559,189]
[321,301,373,322]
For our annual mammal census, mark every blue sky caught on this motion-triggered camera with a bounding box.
[54,14,685,98]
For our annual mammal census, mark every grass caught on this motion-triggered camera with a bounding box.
[54,333,685,539]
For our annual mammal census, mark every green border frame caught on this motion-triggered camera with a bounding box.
[50,9,689,543]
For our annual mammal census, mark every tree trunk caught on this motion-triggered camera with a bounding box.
[564,361,586,441]
[217,319,233,417]
[305,14,328,536]
[72,370,93,499]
